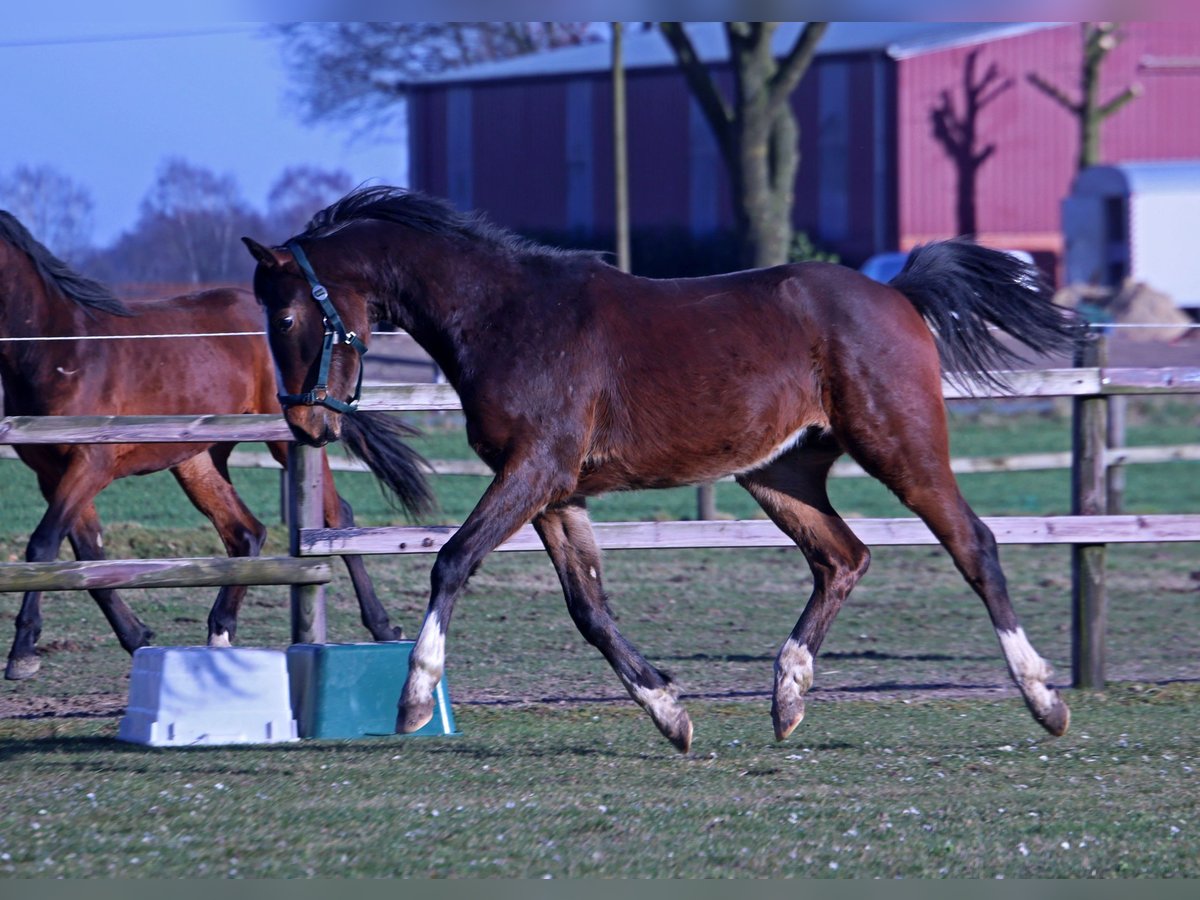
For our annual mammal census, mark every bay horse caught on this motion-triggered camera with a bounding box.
[0,210,430,680]
[243,186,1078,753]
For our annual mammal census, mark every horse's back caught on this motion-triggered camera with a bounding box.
[567,260,943,491]
[593,260,934,378]
[121,286,263,333]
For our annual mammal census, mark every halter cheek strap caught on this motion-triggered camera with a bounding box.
[278,240,368,414]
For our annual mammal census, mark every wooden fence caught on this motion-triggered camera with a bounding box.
[2,358,1200,690]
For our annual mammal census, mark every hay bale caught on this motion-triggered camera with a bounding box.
[1054,281,1192,342]
[1108,281,1192,342]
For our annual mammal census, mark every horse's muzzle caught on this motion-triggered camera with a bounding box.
[284,406,342,447]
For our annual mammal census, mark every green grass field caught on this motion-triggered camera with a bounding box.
[0,400,1197,876]
[0,686,1196,877]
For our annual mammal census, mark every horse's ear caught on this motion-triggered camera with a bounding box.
[242,237,287,269]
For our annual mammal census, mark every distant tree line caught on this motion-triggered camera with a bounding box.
[0,160,357,286]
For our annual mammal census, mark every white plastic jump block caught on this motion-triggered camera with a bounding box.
[117,647,299,746]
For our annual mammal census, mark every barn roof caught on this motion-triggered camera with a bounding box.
[412,22,1060,85]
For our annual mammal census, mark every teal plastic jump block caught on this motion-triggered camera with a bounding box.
[117,647,298,746]
[286,641,457,739]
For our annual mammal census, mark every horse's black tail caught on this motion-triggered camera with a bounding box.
[889,237,1080,392]
[340,410,437,519]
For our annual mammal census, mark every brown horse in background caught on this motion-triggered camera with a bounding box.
[244,187,1079,753]
[0,209,429,680]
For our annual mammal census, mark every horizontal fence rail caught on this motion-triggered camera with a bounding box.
[0,557,331,593]
[12,443,1199,479]
[4,367,1200,446]
[298,514,1200,557]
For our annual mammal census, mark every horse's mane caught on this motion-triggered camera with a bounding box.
[0,211,131,316]
[295,186,605,264]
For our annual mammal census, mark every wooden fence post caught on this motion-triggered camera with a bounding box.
[1071,327,1108,689]
[1107,394,1127,514]
[288,442,327,644]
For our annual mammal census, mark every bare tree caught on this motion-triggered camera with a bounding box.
[269,23,597,136]
[121,158,261,284]
[266,165,357,238]
[931,49,1014,237]
[659,22,828,269]
[1027,23,1142,172]
[0,164,95,262]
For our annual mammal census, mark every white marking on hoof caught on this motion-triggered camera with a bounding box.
[408,619,446,702]
[997,627,1057,717]
[773,640,814,739]
[776,640,814,696]
[630,682,679,721]
[208,632,232,648]
[628,681,692,752]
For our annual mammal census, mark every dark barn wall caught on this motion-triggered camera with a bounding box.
[409,56,892,270]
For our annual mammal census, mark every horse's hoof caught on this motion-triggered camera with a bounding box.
[771,694,806,742]
[121,628,155,655]
[396,699,434,734]
[772,641,813,740]
[655,706,693,754]
[1032,691,1071,737]
[5,656,40,681]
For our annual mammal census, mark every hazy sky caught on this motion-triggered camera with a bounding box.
[0,23,407,247]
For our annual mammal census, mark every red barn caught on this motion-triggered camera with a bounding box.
[407,22,1200,279]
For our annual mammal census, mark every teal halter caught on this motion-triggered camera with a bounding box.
[278,240,368,414]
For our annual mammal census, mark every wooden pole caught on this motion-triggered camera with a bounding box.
[612,22,631,274]
[288,442,327,644]
[1071,328,1108,689]
[1107,394,1127,514]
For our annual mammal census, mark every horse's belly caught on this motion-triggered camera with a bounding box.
[575,419,833,495]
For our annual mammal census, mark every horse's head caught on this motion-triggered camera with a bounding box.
[241,236,371,447]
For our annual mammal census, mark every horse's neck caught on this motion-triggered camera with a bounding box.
[0,266,93,398]
[0,254,86,338]
[381,250,519,389]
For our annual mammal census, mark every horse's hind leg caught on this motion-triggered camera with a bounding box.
[67,503,155,653]
[171,451,267,647]
[7,459,150,679]
[736,453,871,741]
[319,451,404,641]
[834,379,1070,736]
[533,498,693,753]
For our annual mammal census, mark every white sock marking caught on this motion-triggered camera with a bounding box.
[776,640,814,695]
[409,619,446,701]
[998,627,1057,716]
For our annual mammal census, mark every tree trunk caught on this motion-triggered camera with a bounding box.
[660,21,826,270]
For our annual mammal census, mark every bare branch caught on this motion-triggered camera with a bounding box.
[1098,83,1143,119]
[766,22,829,118]
[659,23,735,162]
[1026,71,1081,114]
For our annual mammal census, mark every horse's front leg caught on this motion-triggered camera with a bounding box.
[397,458,571,734]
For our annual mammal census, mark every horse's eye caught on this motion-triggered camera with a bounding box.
[275,315,295,334]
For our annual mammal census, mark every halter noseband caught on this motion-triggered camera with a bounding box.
[278,240,368,414]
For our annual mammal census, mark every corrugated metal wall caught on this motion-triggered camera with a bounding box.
[409,22,1200,273]
[898,22,1200,264]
